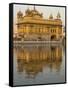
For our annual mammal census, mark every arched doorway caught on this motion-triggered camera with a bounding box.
[51,35,56,40]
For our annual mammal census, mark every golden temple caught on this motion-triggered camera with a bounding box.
[15,6,64,41]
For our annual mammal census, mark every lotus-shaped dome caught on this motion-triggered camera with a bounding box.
[17,11,23,17]
[49,14,53,19]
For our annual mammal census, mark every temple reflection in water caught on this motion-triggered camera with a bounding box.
[14,44,63,79]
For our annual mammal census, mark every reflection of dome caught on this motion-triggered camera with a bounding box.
[15,45,62,78]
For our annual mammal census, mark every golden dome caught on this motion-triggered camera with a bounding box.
[25,8,31,15]
[57,12,61,19]
[31,10,38,14]
[25,6,43,18]
[49,14,53,19]
[17,11,23,17]
[31,6,40,15]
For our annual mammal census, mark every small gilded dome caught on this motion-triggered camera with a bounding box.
[17,11,23,17]
[49,14,53,19]
[57,12,61,19]
[25,8,31,15]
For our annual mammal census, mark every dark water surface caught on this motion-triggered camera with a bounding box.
[13,44,65,86]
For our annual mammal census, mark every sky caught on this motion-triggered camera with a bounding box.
[13,4,65,32]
